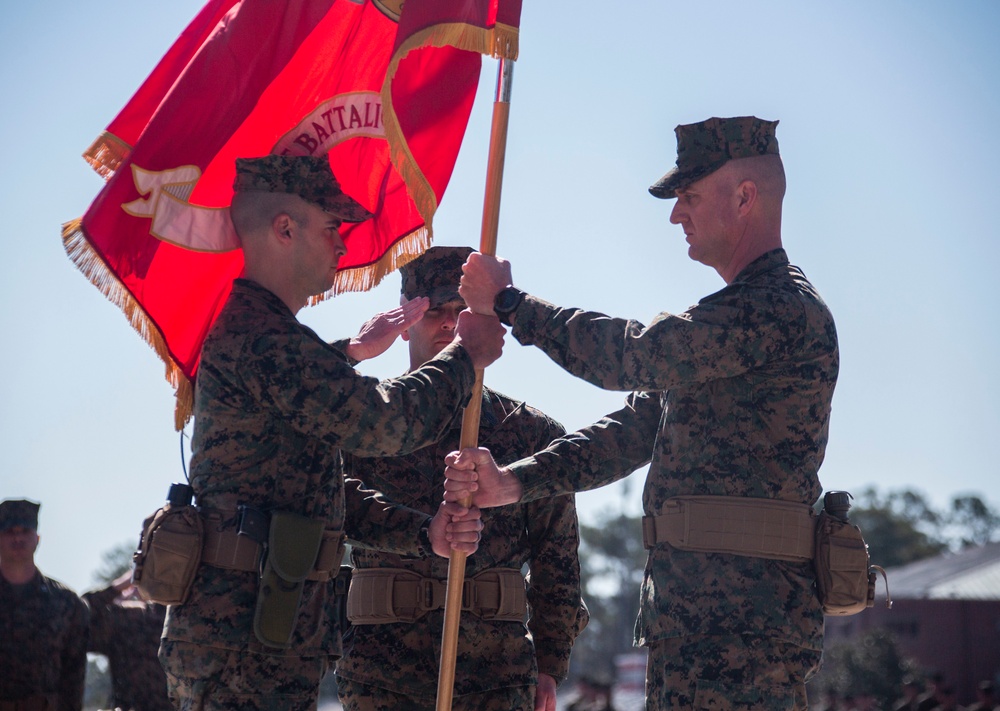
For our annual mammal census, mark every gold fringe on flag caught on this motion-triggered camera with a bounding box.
[69,57,462,428]
[491,23,519,61]
[62,216,430,427]
[315,225,431,303]
[82,132,133,181]
[381,21,519,233]
[61,218,195,429]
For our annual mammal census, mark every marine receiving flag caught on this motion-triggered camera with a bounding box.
[63,0,518,428]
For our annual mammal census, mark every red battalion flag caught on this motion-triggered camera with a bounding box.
[63,0,520,429]
[382,0,521,224]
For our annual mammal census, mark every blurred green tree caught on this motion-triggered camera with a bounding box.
[947,494,1000,547]
[91,541,134,585]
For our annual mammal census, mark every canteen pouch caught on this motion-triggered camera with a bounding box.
[252,511,324,648]
[131,504,204,605]
[813,510,873,615]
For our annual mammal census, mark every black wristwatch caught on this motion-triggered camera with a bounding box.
[493,286,524,326]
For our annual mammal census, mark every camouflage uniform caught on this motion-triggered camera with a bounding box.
[0,574,89,710]
[82,584,171,711]
[498,118,838,709]
[336,386,586,710]
[160,157,478,711]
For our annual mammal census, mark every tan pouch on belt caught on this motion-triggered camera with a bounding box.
[132,504,204,605]
[252,511,324,648]
[814,510,876,615]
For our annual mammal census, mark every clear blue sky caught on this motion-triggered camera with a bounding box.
[1,1,997,593]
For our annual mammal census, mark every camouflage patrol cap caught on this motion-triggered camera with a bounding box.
[0,499,40,531]
[400,246,474,307]
[649,116,780,199]
[233,155,373,222]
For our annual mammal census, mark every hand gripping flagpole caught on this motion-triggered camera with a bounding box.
[435,57,515,711]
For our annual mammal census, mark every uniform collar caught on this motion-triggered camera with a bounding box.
[730,248,789,284]
[233,278,297,319]
[0,567,45,593]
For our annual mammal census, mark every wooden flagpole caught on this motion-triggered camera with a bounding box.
[435,57,515,711]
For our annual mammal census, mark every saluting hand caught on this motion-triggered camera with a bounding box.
[344,296,429,362]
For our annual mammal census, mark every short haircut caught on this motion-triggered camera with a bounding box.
[729,153,786,201]
[231,192,311,238]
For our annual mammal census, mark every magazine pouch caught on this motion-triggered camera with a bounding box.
[253,511,324,648]
[131,503,204,605]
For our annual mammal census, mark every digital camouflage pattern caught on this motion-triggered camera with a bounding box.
[0,571,89,709]
[233,155,372,223]
[399,246,474,308]
[82,584,171,711]
[645,635,815,710]
[0,499,40,531]
[506,248,838,655]
[161,278,477,708]
[336,386,587,705]
[159,639,328,711]
[337,677,536,711]
[649,116,780,199]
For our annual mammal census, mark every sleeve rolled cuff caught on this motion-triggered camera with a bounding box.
[536,652,571,683]
[431,342,477,403]
[329,337,359,366]
[507,456,569,503]
[508,294,557,347]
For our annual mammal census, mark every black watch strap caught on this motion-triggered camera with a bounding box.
[417,519,433,557]
[493,286,524,327]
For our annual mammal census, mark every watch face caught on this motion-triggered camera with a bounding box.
[496,288,520,312]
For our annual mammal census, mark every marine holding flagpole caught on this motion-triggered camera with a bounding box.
[157,155,503,711]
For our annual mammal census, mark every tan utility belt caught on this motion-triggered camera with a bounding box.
[200,511,345,582]
[642,495,815,562]
[347,567,526,624]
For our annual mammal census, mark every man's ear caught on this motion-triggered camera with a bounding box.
[736,180,758,215]
[272,213,294,243]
